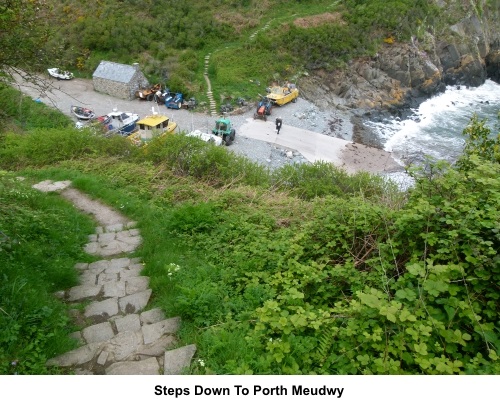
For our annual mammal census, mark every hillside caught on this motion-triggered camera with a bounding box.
[1,0,500,376]
[41,0,500,112]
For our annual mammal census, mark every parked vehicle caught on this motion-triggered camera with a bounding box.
[265,83,299,106]
[135,83,162,101]
[254,97,273,121]
[163,90,184,109]
[101,109,140,136]
[127,109,177,145]
[47,68,74,80]
[212,117,236,146]
[71,105,95,120]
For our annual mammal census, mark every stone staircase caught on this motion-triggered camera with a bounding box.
[203,53,218,117]
[33,180,196,375]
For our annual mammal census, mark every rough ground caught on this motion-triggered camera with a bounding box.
[14,74,402,174]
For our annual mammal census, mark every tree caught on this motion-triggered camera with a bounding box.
[0,0,54,85]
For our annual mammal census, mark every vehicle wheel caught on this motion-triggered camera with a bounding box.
[253,113,257,120]
[292,96,297,103]
[147,93,154,101]
[264,115,267,122]
[230,129,236,141]
[224,135,232,146]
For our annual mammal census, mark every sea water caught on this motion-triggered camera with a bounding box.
[365,79,500,167]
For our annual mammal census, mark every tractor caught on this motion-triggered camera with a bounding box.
[212,117,236,146]
[254,97,273,121]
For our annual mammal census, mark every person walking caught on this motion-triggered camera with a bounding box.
[275,117,283,134]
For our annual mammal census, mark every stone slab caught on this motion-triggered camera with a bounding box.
[84,298,119,319]
[82,322,115,344]
[102,330,143,361]
[89,260,110,271]
[163,344,197,375]
[142,317,180,345]
[46,343,102,367]
[103,280,126,298]
[67,285,102,301]
[114,314,141,334]
[134,335,176,358]
[126,276,150,295]
[118,289,152,314]
[105,357,159,375]
[140,308,165,325]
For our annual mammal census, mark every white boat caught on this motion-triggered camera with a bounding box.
[101,109,140,136]
[47,68,74,80]
[71,105,95,120]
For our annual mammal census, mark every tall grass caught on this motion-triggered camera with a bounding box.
[0,172,96,374]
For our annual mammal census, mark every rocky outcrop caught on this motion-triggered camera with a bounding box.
[300,2,500,113]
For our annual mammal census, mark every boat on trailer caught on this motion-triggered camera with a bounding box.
[71,105,96,120]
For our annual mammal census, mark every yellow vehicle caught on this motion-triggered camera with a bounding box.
[127,110,177,146]
[265,83,299,106]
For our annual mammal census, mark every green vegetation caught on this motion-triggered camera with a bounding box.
[33,0,440,100]
[1,89,499,374]
[0,171,96,374]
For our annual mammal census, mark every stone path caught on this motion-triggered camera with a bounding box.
[203,53,218,117]
[33,180,196,375]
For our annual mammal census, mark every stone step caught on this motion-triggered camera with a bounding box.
[164,344,197,375]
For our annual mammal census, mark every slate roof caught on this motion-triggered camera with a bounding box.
[93,61,140,83]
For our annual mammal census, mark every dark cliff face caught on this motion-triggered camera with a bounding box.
[299,2,500,114]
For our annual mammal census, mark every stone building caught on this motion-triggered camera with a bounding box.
[92,61,149,100]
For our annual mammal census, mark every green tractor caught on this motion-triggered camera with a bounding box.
[212,117,236,146]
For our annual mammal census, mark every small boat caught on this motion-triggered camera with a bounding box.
[47,68,74,80]
[71,105,95,120]
[127,108,177,145]
[265,83,299,106]
[101,109,140,136]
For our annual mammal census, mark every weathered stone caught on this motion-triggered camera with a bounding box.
[140,308,165,325]
[84,242,99,255]
[95,226,104,234]
[103,280,126,298]
[119,266,143,280]
[142,317,180,345]
[79,272,98,285]
[134,335,176,358]
[102,330,143,361]
[126,221,138,229]
[84,298,119,319]
[105,357,159,375]
[128,229,140,237]
[97,272,119,285]
[105,223,124,232]
[82,322,115,343]
[89,260,110,272]
[163,345,197,375]
[118,289,152,314]
[88,234,97,242]
[67,285,102,301]
[97,351,109,366]
[74,263,89,270]
[115,314,141,333]
[46,343,102,367]
[126,276,150,295]
[97,232,117,244]
[109,257,131,268]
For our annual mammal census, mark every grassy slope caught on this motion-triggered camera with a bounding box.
[46,0,439,104]
[1,88,499,375]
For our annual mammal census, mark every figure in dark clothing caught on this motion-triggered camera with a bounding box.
[276,117,283,134]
